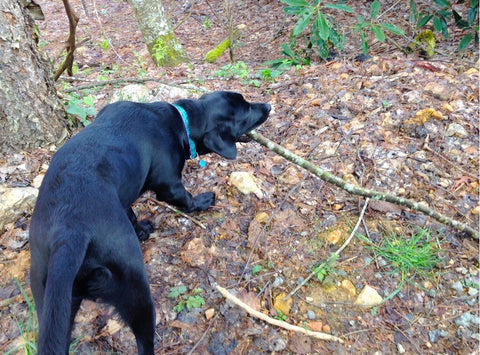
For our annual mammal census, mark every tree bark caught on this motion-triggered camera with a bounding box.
[130,0,188,66]
[0,0,68,157]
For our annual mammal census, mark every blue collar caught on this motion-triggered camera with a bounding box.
[173,104,197,160]
[173,104,206,168]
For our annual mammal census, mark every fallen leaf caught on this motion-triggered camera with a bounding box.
[326,229,342,244]
[273,292,293,315]
[237,289,261,311]
[289,333,312,354]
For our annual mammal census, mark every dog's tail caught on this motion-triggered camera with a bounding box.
[37,238,87,355]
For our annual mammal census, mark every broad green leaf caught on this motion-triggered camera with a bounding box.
[417,14,432,27]
[168,285,187,298]
[433,0,450,7]
[318,39,329,59]
[281,43,296,58]
[281,0,310,6]
[316,12,330,40]
[433,16,443,32]
[371,0,381,19]
[283,6,304,14]
[440,16,449,38]
[379,23,406,36]
[471,0,479,8]
[468,5,478,25]
[458,33,474,50]
[323,4,354,13]
[66,104,87,120]
[293,11,313,36]
[372,25,386,42]
[409,0,418,24]
[361,32,369,54]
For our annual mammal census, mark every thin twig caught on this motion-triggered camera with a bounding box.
[147,197,206,229]
[282,198,370,302]
[187,313,219,355]
[215,285,344,343]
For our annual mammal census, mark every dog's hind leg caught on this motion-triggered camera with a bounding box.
[110,264,155,355]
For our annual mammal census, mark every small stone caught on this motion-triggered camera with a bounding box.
[307,310,316,320]
[205,308,215,321]
[354,285,383,307]
[424,82,451,101]
[272,276,284,288]
[397,343,406,354]
[341,279,356,297]
[468,287,479,297]
[229,171,263,199]
[307,321,323,332]
[446,123,468,138]
[455,312,479,328]
[322,324,331,334]
[451,281,464,293]
[428,330,441,343]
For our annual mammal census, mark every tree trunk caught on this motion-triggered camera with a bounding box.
[0,0,68,157]
[130,0,188,66]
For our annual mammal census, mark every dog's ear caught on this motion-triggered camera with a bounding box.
[203,131,237,159]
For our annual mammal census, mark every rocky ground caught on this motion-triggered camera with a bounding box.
[0,0,479,354]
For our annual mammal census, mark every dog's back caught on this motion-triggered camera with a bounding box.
[30,101,158,354]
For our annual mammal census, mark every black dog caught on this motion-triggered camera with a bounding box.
[29,91,270,355]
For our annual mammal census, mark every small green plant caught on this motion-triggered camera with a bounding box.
[214,61,261,86]
[359,225,441,290]
[354,1,405,54]
[274,309,288,321]
[252,264,263,276]
[281,0,354,59]
[411,0,478,50]
[312,253,339,282]
[203,16,212,28]
[7,279,37,355]
[168,286,205,313]
[65,93,97,126]
[100,39,110,51]
[151,37,169,63]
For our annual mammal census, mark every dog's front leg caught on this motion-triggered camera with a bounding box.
[156,181,215,213]
[127,207,154,241]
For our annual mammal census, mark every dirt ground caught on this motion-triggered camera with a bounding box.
[1,0,479,354]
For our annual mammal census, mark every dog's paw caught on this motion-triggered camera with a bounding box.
[135,220,154,241]
[193,192,215,211]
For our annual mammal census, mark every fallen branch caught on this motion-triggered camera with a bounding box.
[247,130,478,239]
[215,285,344,343]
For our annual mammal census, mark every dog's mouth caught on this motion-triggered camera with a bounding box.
[238,103,271,142]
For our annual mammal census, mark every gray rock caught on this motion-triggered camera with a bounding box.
[0,185,38,232]
[451,281,464,293]
[446,123,468,138]
[307,310,316,320]
[455,312,480,328]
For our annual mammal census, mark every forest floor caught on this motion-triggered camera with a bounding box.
[1,0,479,354]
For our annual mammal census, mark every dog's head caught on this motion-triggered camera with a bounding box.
[194,91,270,159]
